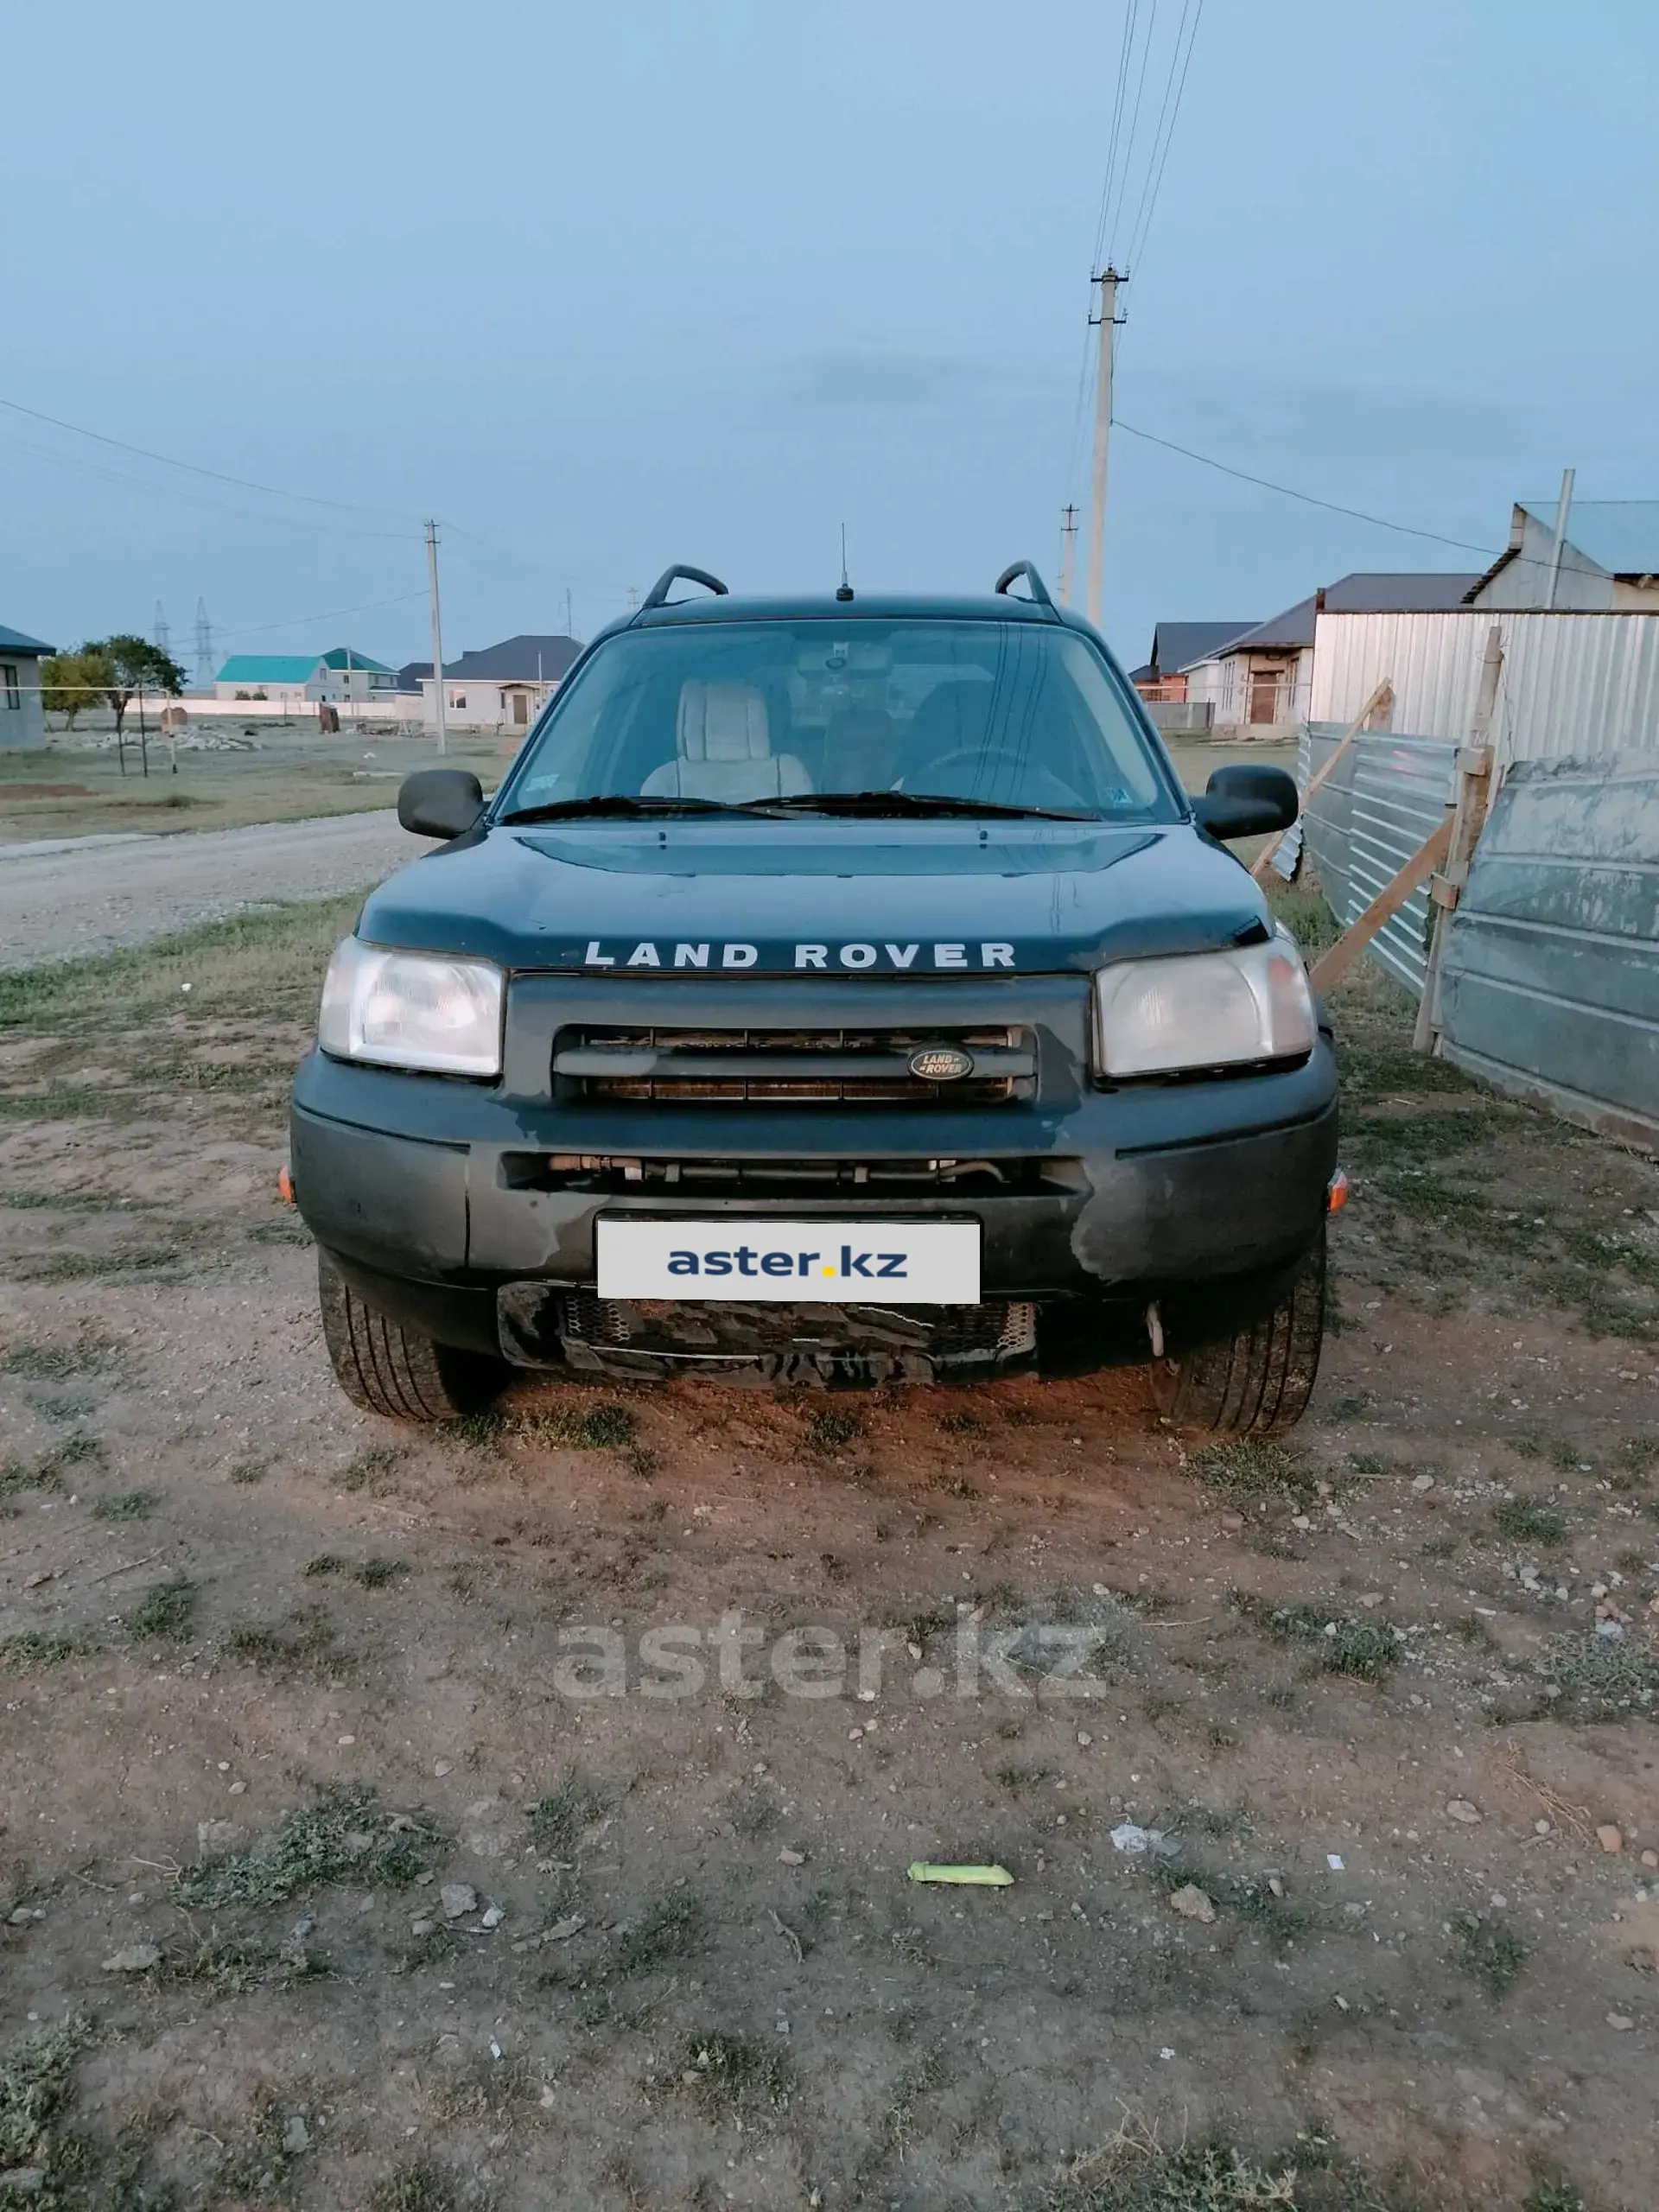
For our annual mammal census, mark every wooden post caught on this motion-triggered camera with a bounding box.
[1411,625,1503,1052]
[1250,677,1393,882]
[1307,815,1454,995]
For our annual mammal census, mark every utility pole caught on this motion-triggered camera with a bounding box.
[194,599,214,690]
[153,601,170,657]
[563,586,574,639]
[1058,505,1079,607]
[1085,266,1123,632]
[1544,466,1576,609]
[425,519,448,758]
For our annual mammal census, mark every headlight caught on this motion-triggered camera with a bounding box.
[1095,936,1315,1077]
[317,938,504,1077]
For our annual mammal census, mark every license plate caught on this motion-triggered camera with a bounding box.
[595,1218,981,1303]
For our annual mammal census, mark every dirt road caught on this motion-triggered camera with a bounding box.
[0,893,1656,2209]
[0,810,418,969]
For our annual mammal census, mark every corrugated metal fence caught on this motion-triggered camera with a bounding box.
[1309,610,1659,763]
[1274,722,1457,996]
[1440,753,1659,1149]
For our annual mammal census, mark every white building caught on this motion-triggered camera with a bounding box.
[1468,499,1659,612]
[407,633,582,734]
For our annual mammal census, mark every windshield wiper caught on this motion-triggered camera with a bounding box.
[741,791,1098,823]
[499,795,764,823]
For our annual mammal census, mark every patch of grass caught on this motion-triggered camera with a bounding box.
[350,1555,407,1589]
[337,1442,400,1491]
[176,1786,442,1910]
[610,1892,705,1977]
[1187,1439,1313,1506]
[803,1406,861,1454]
[1454,1911,1530,1999]
[0,1632,93,1671]
[1494,1497,1569,1548]
[1230,1592,1399,1681]
[1345,1451,1389,1475]
[1345,1109,1490,1167]
[1040,2137,1302,2211]
[1534,1631,1659,1722]
[0,1332,121,1380]
[725,1773,780,1839]
[303,1552,344,1578]
[220,1608,336,1677]
[527,1766,606,1854]
[367,2158,460,2212]
[227,1455,268,1485]
[994,1759,1054,1795]
[178,1935,276,1998]
[677,2031,791,2121]
[1325,1390,1376,1421]
[1525,2179,1589,2212]
[89,1488,158,1522]
[0,2015,88,2168]
[124,1577,196,1643]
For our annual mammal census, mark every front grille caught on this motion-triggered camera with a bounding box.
[502,1153,1082,1198]
[555,1292,1038,1369]
[553,1025,1035,1105]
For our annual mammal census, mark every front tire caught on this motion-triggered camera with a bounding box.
[317,1251,509,1423]
[1151,1231,1325,1438]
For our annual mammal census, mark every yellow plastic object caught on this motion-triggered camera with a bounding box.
[906,1861,1014,1886]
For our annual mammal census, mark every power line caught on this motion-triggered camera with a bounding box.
[216,588,429,643]
[1113,416,1507,557]
[0,389,422,524]
[1122,0,1205,274]
[1090,1,1142,274]
[1102,0,1160,265]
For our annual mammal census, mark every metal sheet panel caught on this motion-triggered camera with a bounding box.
[1292,724,1456,996]
[1310,611,1659,763]
[1440,753,1659,1148]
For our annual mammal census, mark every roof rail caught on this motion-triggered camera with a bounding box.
[640,564,729,611]
[994,561,1055,609]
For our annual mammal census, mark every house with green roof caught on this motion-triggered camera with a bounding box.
[1,621,57,750]
[213,646,400,707]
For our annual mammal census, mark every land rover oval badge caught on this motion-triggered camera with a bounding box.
[909,1046,974,1082]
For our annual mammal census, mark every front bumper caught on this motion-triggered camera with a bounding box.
[291,974,1338,1378]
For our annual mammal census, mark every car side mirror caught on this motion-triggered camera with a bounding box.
[1192,763,1299,841]
[397,768,485,840]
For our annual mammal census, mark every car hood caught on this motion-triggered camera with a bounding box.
[356,817,1270,976]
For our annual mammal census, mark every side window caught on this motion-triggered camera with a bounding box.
[2,665,17,710]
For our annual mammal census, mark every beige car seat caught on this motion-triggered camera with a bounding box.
[640,680,812,803]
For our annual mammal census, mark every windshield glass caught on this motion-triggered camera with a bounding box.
[498,620,1179,821]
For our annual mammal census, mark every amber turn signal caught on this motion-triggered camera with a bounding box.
[1326,1167,1349,1214]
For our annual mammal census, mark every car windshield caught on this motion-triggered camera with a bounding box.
[497,619,1179,822]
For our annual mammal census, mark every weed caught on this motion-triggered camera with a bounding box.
[0,1334,119,1381]
[1452,1614,1497,1649]
[527,1766,606,1853]
[0,1632,93,1671]
[124,1577,196,1643]
[611,1892,705,1976]
[227,1456,268,1485]
[939,1408,987,1434]
[176,1786,442,1909]
[1187,1439,1313,1506]
[1325,1390,1376,1421]
[1040,2136,1301,2210]
[1345,1451,1389,1476]
[994,1760,1053,1795]
[304,1553,344,1578]
[90,1488,157,1522]
[0,1452,63,1503]
[0,2015,88,2168]
[220,1610,336,1677]
[1230,1592,1399,1681]
[725,1773,779,1839]
[1534,1632,1659,1721]
[338,1442,401,1491]
[804,1406,861,1454]
[1494,1497,1569,1548]
[1525,2179,1589,2212]
[179,1935,275,1997]
[351,1555,407,1589]
[677,2031,791,2120]
[1454,1911,1529,1999]
[368,2156,461,2212]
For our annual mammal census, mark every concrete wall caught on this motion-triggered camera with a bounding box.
[1440,753,1659,1151]
[0,653,48,750]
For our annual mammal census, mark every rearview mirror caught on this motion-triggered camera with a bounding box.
[398,768,486,841]
[1192,763,1299,842]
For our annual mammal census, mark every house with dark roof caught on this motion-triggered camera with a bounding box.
[1465,500,1659,610]
[1179,574,1481,730]
[1128,620,1259,702]
[213,646,400,706]
[403,633,582,733]
[0,622,57,750]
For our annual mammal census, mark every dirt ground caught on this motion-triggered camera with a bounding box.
[1,890,1656,2212]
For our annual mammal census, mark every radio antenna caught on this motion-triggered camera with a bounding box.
[836,523,855,602]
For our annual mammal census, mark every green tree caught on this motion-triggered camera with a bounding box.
[81,634,186,738]
[39,650,114,730]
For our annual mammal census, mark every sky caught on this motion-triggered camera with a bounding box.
[3,0,1657,677]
